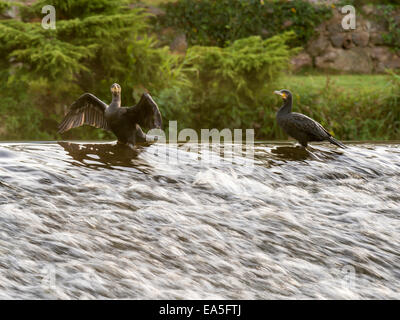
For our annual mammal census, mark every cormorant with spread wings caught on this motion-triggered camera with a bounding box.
[58,83,162,147]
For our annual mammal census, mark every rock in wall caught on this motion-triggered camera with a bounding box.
[291,6,400,73]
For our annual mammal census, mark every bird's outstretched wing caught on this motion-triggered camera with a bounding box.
[126,93,162,129]
[58,93,110,134]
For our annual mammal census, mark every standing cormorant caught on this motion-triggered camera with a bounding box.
[58,83,162,147]
[274,89,345,148]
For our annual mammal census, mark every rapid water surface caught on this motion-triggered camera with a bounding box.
[0,141,399,299]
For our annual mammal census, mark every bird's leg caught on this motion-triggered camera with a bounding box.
[135,124,158,142]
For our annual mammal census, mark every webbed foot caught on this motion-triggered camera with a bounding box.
[146,135,159,142]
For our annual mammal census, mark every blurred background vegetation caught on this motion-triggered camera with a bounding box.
[0,0,399,141]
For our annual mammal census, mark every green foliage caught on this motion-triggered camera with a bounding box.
[0,1,11,15]
[0,20,97,81]
[172,32,299,138]
[387,69,400,87]
[0,0,398,142]
[153,85,194,133]
[0,71,52,140]
[0,0,187,140]
[126,36,191,95]
[159,0,332,47]
[377,4,400,53]
[20,0,126,20]
[0,10,151,83]
[156,71,400,142]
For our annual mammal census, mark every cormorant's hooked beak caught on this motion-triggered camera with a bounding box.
[274,90,287,99]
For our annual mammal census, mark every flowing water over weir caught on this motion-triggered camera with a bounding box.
[0,141,399,299]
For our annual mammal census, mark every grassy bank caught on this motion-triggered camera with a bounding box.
[284,75,392,93]
[153,73,400,142]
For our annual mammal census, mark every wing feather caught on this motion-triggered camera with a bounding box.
[58,93,110,134]
[88,107,95,126]
[125,93,162,129]
[86,107,91,126]
[289,113,331,139]
[95,110,101,128]
[84,108,89,127]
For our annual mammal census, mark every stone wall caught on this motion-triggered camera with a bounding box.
[291,7,400,73]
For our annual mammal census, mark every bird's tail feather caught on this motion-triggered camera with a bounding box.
[328,136,346,149]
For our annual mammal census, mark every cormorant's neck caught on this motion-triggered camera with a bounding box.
[111,94,121,108]
[277,96,292,115]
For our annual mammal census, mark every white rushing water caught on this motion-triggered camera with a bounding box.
[0,141,399,299]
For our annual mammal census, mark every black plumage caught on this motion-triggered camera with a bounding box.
[274,89,345,148]
[58,83,162,147]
